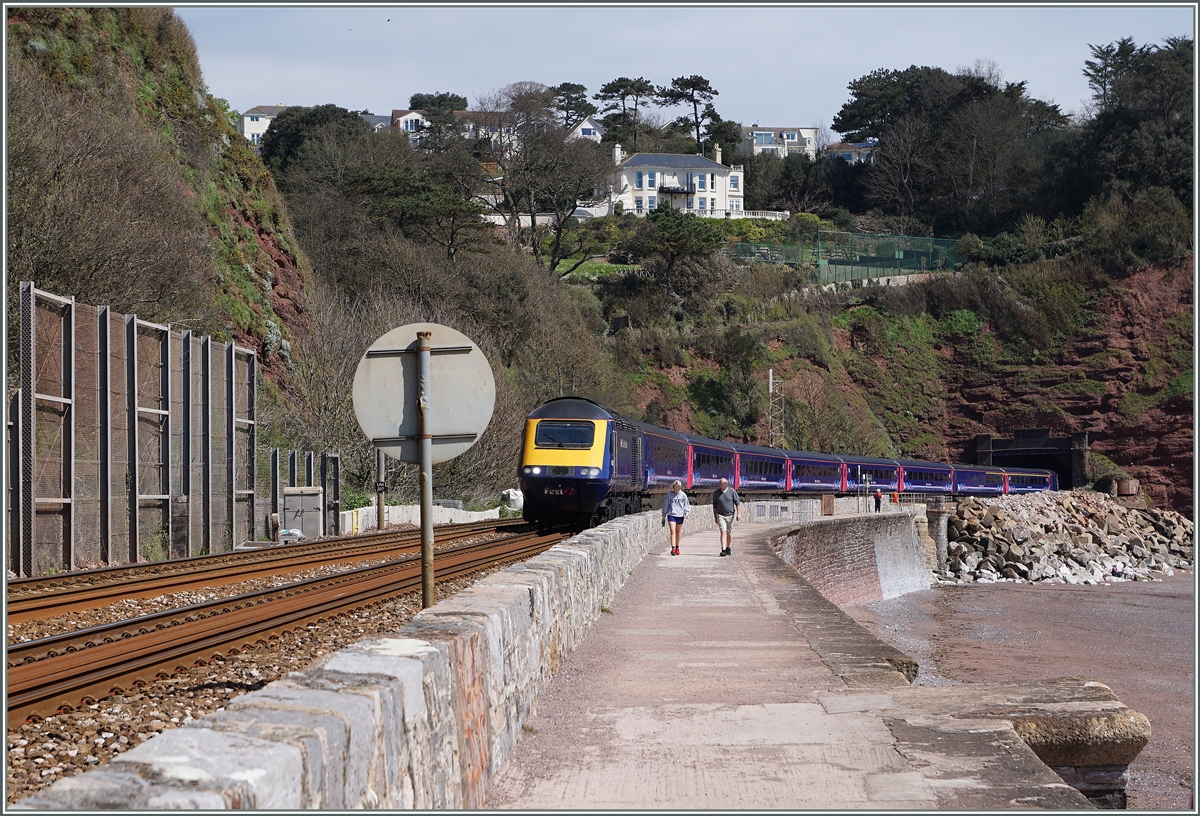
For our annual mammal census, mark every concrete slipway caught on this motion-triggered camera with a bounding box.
[489,525,1146,810]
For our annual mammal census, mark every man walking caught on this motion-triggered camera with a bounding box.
[712,477,740,557]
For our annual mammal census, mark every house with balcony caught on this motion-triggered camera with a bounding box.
[741,125,818,158]
[828,140,877,163]
[238,104,289,153]
[604,144,753,219]
[390,109,431,140]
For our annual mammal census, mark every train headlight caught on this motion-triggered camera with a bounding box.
[522,467,531,474]
[531,466,541,475]
[588,467,600,476]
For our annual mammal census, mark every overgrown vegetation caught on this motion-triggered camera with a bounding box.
[6,7,309,373]
[6,11,1192,511]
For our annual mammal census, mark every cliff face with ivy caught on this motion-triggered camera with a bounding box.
[6,7,310,383]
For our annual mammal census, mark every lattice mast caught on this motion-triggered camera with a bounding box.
[767,368,784,448]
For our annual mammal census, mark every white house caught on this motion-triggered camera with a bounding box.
[390,109,430,140]
[567,114,605,143]
[741,125,819,158]
[609,144,746,218]
[828,140,877,163]
[238,104,288,153]
[360,114,391,132]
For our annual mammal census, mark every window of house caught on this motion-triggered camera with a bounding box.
[250,115,260,122]
[251,133,260,144]
[634,197,643,212]
[648,171,656,187]
[841,152,854,161]
[698,174,706,190]
[804,136,812,145]
[730,175,739,190]
[698,197,706,210]
[784,132,796,141]
[635,172,643,189]
[686,196,694,209]
[648,196,656,209]
[581,127,595,136]
[732,199,742,211]
[754,132,772,145]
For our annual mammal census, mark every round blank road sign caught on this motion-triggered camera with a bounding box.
[352,323,495,464]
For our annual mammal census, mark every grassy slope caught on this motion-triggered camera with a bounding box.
[6,7,312,382]
[598,255,1193,513]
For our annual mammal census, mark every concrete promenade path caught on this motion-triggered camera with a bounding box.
[487,522,1092,810]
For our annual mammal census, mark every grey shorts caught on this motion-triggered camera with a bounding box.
[717,513,735,533]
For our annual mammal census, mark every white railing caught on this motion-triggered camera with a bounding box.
[482,205,793,223]
[340,503,500,534]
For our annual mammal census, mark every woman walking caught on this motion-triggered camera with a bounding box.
[661,480,690,556]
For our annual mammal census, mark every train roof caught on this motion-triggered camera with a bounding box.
[731,442,788,457]
[680,433,738,451]
[895,458,954,470]
[784,450,846,463]
[841,455,902,467]
[635,421,689,442]
[528,397,612,420]
[996,466,1057,476]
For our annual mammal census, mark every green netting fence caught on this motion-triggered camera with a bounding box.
[726,231,961,285]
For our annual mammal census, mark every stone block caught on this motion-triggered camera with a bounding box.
[113,725,303,809]
[193,706,339,808]
[222,684,379,808]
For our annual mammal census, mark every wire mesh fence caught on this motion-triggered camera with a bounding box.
[8,283,264,577]
[725,231,961,285]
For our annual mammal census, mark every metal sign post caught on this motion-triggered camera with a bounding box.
[352,323,495,609]
[417,331,435,607]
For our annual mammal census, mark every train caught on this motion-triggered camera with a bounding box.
[517,396,1059,528]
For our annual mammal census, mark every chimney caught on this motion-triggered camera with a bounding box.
[714,145,723,165]
[612,143,622,166]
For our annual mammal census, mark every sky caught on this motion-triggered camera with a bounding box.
[176,4,1195,134]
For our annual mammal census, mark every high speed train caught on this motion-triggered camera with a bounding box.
[518,397,1058,528]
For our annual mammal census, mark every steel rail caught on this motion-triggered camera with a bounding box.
[7,531,565,721]
[6,519,531,624]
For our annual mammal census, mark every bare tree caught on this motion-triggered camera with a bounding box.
[6,56,214,328]
[864,114,929,233]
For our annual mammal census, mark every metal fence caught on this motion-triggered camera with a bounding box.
[9,282,262,576]
[266,448,342,538]
[726,231,961,285]
[816,231,959,283]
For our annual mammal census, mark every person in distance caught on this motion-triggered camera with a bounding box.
[662,480,690,556]
[713,477,740,556]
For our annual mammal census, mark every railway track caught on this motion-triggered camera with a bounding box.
[6,519,530,624]
[8,529,566,722]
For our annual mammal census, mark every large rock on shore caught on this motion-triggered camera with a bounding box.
[940,491,1193,586]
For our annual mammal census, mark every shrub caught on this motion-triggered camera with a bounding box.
[952,233,986,266]
[938,309,984,340]
[1083,187,1193,275]
[780,314,832,369]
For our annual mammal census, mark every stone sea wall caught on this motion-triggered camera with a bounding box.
[15,508,733,809]
[773,511,933,607]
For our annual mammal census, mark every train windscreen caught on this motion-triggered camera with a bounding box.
[534,420,596,449]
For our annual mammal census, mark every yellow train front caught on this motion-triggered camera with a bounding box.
[518,397,617,528]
